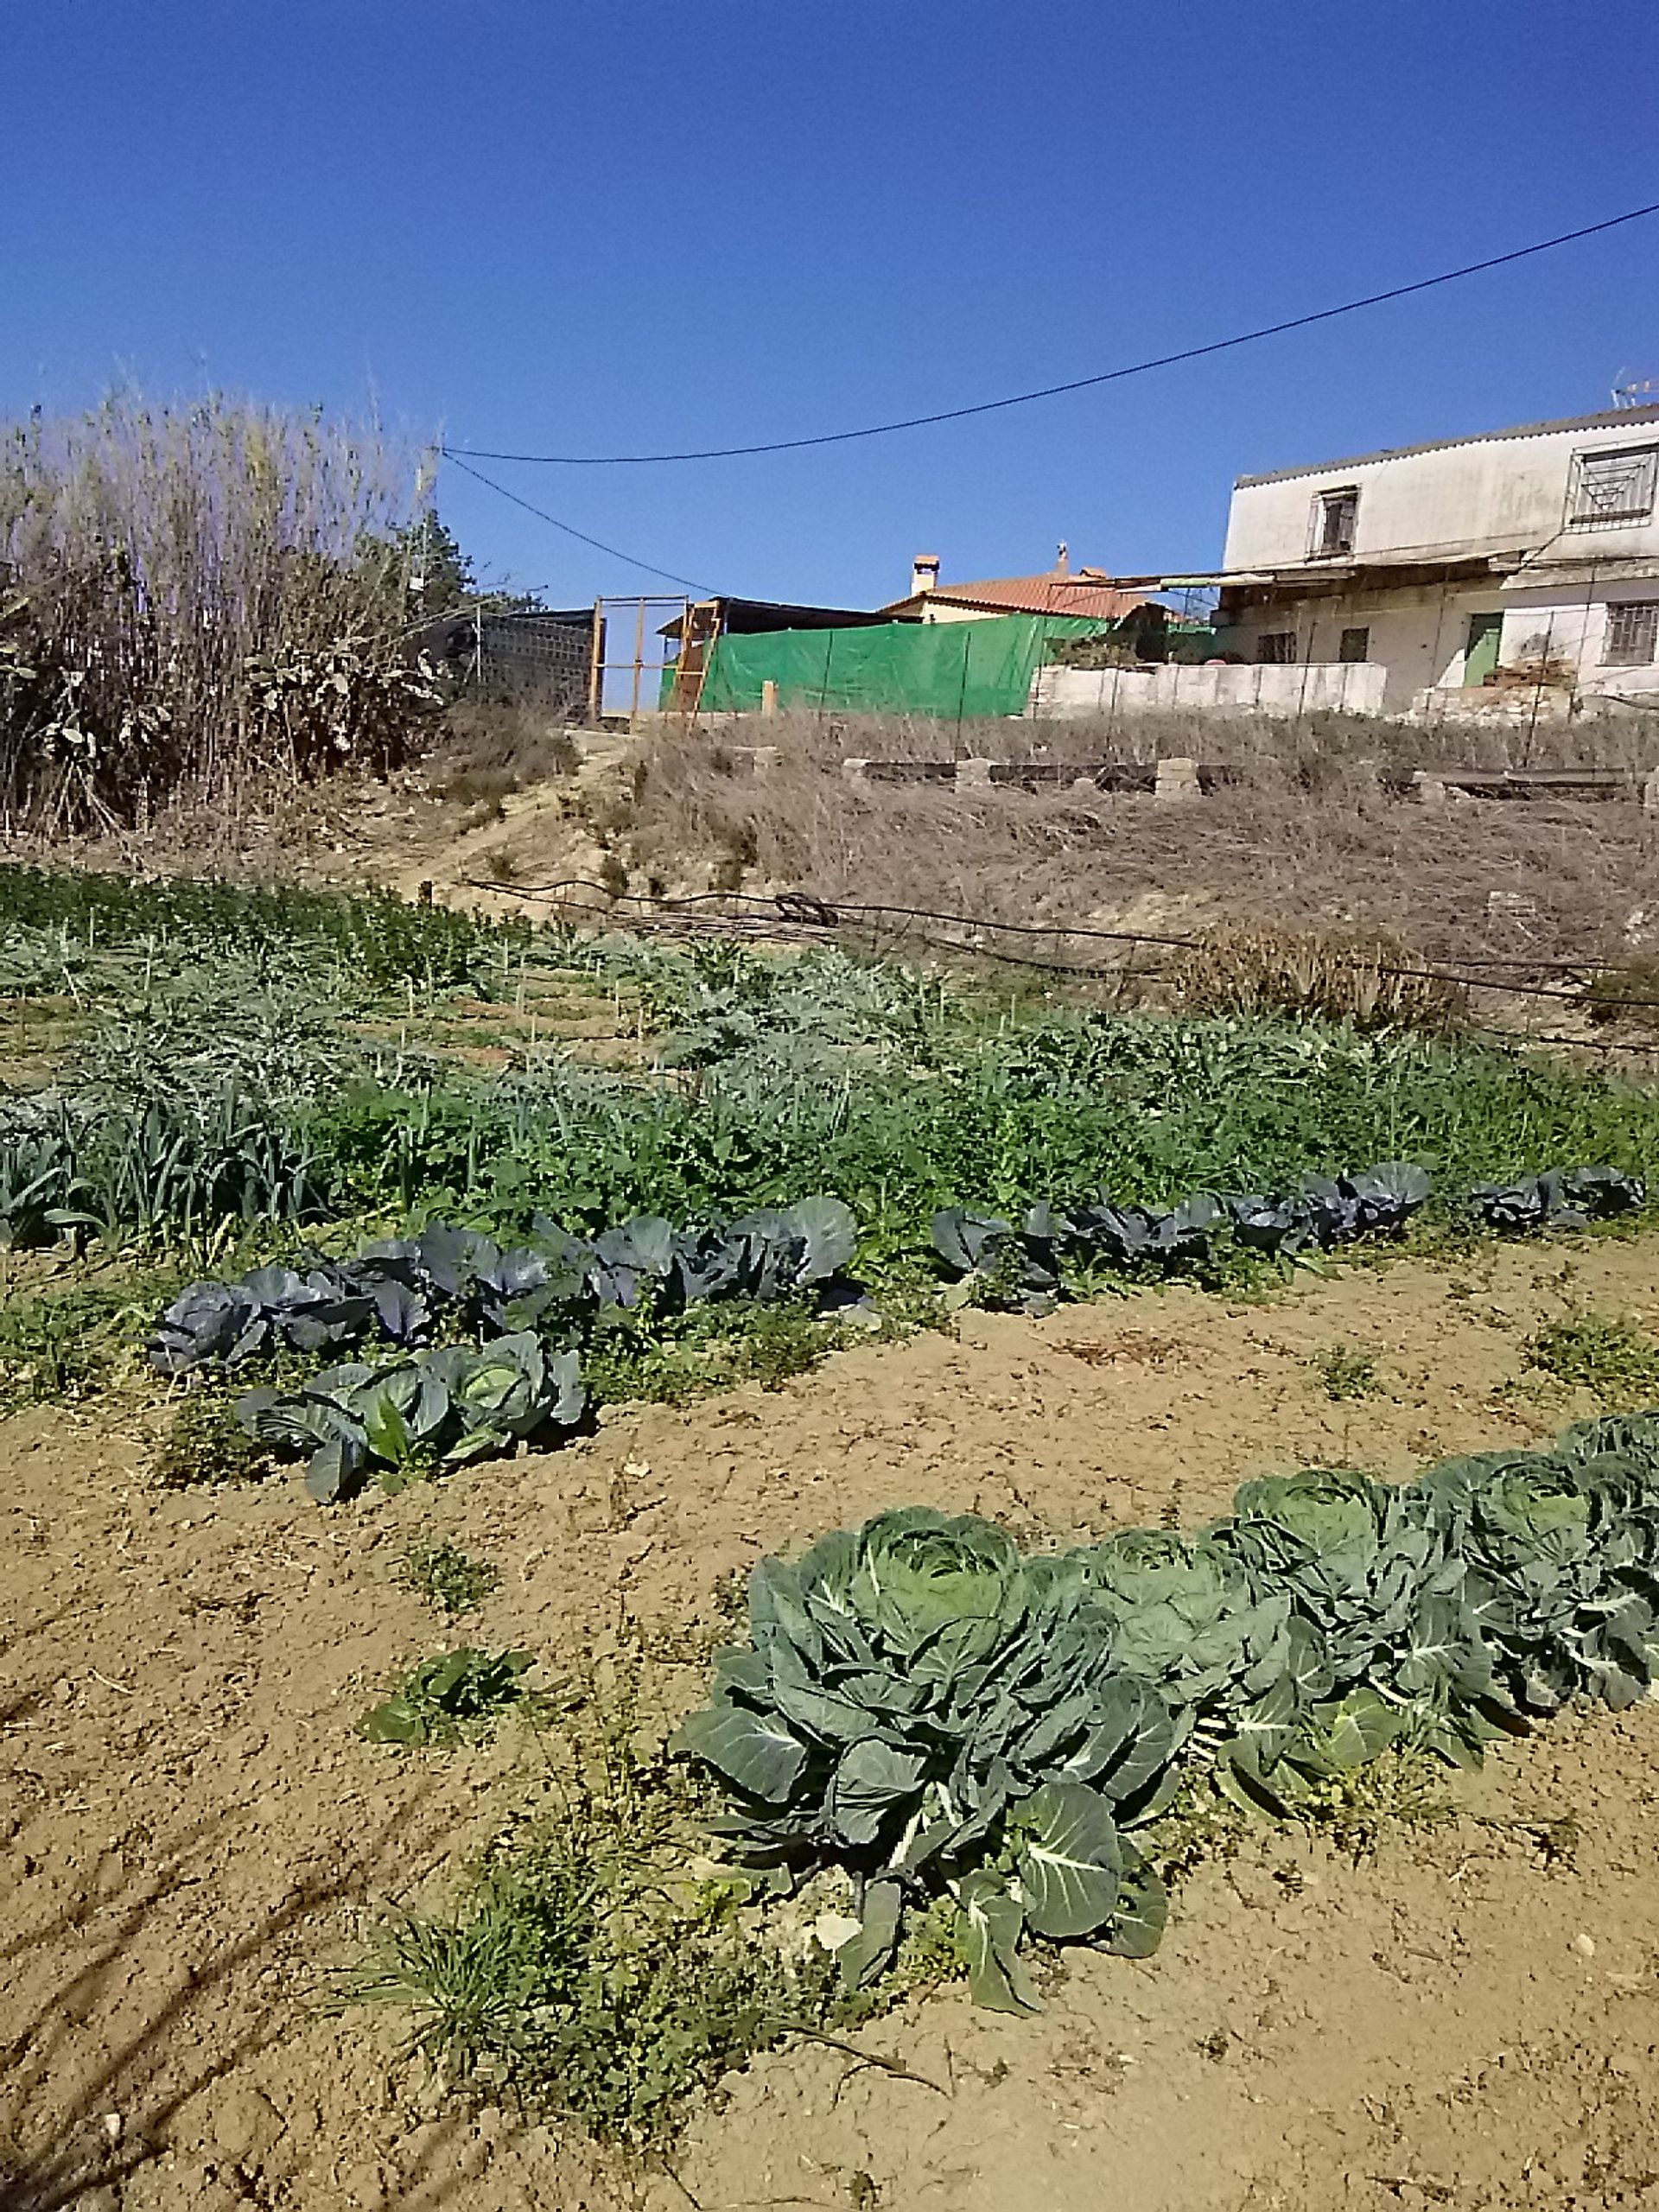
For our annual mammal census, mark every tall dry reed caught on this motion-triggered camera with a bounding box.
[0,391,437,830]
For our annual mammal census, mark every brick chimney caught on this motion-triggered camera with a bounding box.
[911,553,941,599]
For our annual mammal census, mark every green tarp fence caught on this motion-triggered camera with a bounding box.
[679,612,1114,721]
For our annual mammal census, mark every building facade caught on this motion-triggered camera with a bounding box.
[1213,404,1659,715]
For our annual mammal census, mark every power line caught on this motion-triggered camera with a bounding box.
[444,200,1659,466]
[442,452,720,594]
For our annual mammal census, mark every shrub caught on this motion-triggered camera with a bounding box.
[1166,924,1465,1033]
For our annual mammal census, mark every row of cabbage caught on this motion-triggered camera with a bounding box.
[675,1411,1659,2012]
[931,1162,1643,1310]
[149,1200,857,1502]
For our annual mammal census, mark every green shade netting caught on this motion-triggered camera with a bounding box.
[672,613,1114,720]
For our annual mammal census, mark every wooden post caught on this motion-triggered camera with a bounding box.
[587,597,604,727]
[629,596,646,727]
[760,678,779,718]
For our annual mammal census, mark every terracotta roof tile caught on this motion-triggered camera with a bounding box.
[882,570,1162,620]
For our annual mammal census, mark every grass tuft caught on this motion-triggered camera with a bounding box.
[340,1679,887,2145]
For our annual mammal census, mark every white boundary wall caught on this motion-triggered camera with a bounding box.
[1032,660,1388,721]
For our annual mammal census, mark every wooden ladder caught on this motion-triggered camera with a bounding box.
[673,600,723,718]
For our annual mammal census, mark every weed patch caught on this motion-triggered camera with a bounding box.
[397,1538,500,1618]
[0,1284,130,1410]
[583,1296,846,1411]
[1313,1343,1380,1401]
[342,1683,897,2145]
[358,1648,537,1747]
[1525,1313,1659,1408]
[1286,1746,1456,1859]
[153,1387,273,1487]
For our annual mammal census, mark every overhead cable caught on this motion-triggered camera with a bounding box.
[442,200,1659,466]
[442,452,720,594]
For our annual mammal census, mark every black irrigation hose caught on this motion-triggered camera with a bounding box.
[461,875,1659,1014]
[474,876,1623,970]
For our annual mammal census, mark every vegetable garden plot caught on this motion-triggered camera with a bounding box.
[677,1411,1659,2012]
[6,861,1659,1267]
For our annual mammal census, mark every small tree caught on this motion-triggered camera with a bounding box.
[402,512,546,620]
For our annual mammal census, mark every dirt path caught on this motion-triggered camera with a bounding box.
[4,1236,1659,2209]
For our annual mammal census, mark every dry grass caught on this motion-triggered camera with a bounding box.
[620,720,1659,968]
[431,692,580,809]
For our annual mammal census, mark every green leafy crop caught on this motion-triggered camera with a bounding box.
[357,1647,537,1747]
[678,1413,1659,2009]
[673,1507,1178,2012]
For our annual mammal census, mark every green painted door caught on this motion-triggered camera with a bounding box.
[1464,611,1503,688]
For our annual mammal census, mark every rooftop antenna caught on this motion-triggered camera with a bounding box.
[1611,370,1659,407]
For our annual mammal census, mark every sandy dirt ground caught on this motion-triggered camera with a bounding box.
[5,1236,1659,2211]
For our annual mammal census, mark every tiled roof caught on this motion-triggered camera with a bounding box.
[883,571,1160,620]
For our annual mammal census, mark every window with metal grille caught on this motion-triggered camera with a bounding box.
[1603,601,1659,667]
[1568,446,1659,528]
[1338,626,1370,664]
[1310,487,1359,557]
[1256,631,1298,664]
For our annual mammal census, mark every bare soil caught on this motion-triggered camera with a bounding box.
[5,1237,1659,2211]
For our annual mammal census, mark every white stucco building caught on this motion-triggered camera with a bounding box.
[1212,403,1659,715]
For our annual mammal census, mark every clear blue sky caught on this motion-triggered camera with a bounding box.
[5,2,1658,610]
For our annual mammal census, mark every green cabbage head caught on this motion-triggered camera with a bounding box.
[851,1507,1023,1649]
[1075,1529,1281,1701]
[1230,1467,1389,1560]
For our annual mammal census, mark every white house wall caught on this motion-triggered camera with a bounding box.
[1223,410,1659,572]
[1219,580,1659,710]
[1502,582,1659,700]
[1217,582,1497,708]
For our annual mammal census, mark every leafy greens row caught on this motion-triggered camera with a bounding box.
[932,1160,1643,1311]
[149,1198,859,1376]
[677,1409,1659,2011]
